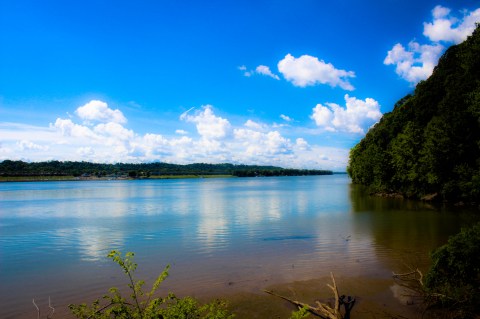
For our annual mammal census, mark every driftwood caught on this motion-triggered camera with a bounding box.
[264,272,355,319]
[392,268,424,287]
[33,297,55,319]
[392,268,452,303]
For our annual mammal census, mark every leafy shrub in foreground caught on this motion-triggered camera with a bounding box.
[69,251,234,319]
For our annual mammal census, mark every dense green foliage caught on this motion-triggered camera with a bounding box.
[425,223,480,317]
[348,25,480,202]
[232,168,332,177]
[0,160,332,178]
[69,251,234,319]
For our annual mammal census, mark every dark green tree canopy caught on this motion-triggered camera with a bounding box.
[0,160,332,178]
[348,25,480,202]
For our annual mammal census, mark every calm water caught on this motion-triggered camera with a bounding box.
[0,175,478,318]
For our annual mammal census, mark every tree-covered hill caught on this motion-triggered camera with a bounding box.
[0,160,332,179]
[348,25,480,202]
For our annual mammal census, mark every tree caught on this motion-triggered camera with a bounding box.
[348,25,480,202]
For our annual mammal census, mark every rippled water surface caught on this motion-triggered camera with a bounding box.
[1,175,478,318]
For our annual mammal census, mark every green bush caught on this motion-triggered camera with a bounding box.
[69,251,234,319]
[425,223,480,317]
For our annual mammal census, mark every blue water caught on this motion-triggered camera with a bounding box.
[0,175,478,318]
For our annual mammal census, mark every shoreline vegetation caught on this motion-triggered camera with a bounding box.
[347,26,480,204]
[0,160,334,182]
[0,174,235,182]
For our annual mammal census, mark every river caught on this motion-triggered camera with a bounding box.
[0,175,478,318]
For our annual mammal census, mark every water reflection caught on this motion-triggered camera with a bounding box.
[349,183,480,271]
[55,226,125,261]
[2,176,480,319]
[196,180,230,252]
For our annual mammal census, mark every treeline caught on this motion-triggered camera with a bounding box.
[0,160,332,178]
[233,168,332,177]
[348,25,480,202]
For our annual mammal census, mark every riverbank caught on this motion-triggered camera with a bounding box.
[15,275,422,319]
[225,275,422,319]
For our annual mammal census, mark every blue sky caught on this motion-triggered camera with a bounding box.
[1,0,479,170]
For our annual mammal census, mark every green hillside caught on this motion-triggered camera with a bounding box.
[348,25,480,202]
[0,160,332,179]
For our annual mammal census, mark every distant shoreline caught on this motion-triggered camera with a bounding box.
[0,173,347,183]
[0,175,234,182]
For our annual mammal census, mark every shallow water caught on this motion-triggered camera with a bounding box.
[0,175,478,318]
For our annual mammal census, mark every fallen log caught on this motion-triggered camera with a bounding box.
[264,272,355,319]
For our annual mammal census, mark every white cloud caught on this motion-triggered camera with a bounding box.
[280,114,293,122]
[238,65,252,77]
[233,128,292,157]
[277,54,355,90]
[16,140,49,151]
[295,138,309,151]
[432,5,451,19]
[240,64,280,79]
[384,41,444,84]
[75,100,127,124]
[244,119,265,131]
[175,129,188,135]
[180,105,231,139]
[77,147,95,157]
[52,118,97,139]
[423,5,480,43]
[311,95,382,134]
[94,122,134,140]
[0,102,353,170]
[385,5,480,84]
[255,65,280,80]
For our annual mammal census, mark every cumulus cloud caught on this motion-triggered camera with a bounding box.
[17,140,49,151]
[244,119,265,131]
[295,138,309,151]
[234,128,292,157]
[385,5,480,84]
[423,5,480,43]
[180,105,231,139]
[0,101,352,170]
[277,54,355,90]
[384,41,444,84]
[52,118,97,139]
[94,122,134,140]
[75,100,127,124]
[311,95,382,134]
[280,114,293,122]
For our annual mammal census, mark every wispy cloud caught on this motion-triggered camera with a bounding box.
[239,64,280,80]
[255,65,280,80]
[175,129,188,135]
